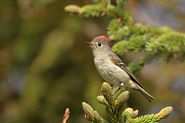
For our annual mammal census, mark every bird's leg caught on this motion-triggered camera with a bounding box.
[112,86,120,94]
[113,82,125,94]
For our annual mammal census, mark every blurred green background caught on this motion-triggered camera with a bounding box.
[0,0,185,123]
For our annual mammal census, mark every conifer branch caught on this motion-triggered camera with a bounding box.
[81,82,173,123]
[65,0,185,73]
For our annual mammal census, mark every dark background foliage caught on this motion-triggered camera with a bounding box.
[0,0,185,123]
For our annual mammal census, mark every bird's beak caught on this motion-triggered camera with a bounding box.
[85,41,93,48]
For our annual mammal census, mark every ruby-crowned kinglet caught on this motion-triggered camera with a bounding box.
[89,35,155,102]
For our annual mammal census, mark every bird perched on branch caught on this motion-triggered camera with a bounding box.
[88,35,155,102]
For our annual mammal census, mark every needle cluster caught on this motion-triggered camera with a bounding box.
[65,0,185,72]
[82,82,173,123]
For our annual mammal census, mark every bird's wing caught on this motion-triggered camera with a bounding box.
[109,54,143,88]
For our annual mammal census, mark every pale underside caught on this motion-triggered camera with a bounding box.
[94,54,136,88]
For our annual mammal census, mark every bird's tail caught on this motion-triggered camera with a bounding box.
[136,86,155,102]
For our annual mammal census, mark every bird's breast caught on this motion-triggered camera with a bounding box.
[94,55,130,86]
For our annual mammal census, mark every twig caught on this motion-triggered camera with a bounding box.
[62,108,70,123]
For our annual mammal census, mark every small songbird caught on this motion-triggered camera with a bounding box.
[89,35,155,102]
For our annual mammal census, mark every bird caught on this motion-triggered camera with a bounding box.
[88,35,155,102]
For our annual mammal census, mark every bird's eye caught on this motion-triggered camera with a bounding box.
[97,42,102,47]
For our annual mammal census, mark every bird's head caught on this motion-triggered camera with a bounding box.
[89,35,112,54]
